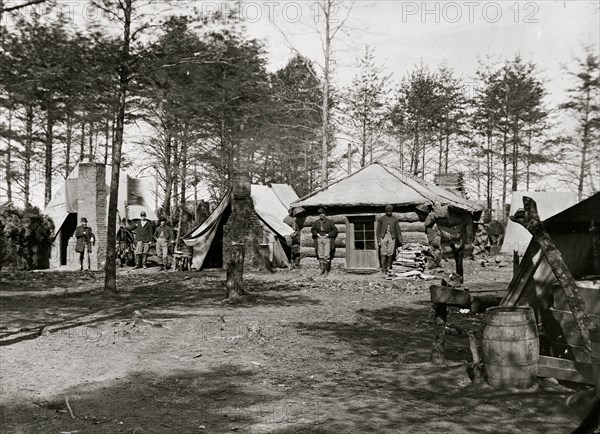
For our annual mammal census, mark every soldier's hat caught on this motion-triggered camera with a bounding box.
[81,217,88,223]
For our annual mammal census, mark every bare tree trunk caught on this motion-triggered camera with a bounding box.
[225,243,246,299]
[438,135,443,174]
[320,0,332,186]
[163,131,172,216]
[511,118,519,192]
[104,116,110,166]
[578,94,591,201]
[172,138,180,212]
[5,108,12,201]
[65,112,72,176]
[105,0,132,294]
[44,108,55,206]
[23,104,33,205]
[88,121,94,161]
[486,132,493,220]
[79,121,85,161]
[444,133,450,174]
[501,129,508,223]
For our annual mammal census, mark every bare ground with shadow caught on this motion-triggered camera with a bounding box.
[0,260,589,433]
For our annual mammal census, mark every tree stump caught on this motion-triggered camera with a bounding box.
[225,243,246,299]
[510,196,592,352]
[258,244,273,273]
[431,303,447,364]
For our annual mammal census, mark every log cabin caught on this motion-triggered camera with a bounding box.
[291,162,483,272]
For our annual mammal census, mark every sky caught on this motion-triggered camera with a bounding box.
[241,0,599,108]
[2,0,599,208]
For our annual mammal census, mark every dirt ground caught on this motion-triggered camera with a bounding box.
[0,259,592,433]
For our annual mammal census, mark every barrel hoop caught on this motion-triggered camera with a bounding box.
[483,322,535,327]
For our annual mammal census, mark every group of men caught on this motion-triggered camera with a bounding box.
[74,211,174,271]
[291,204,403,276]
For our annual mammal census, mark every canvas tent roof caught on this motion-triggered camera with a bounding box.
[183,184,296,270]
[291,162,482,213]
[270,184,299,209]
[43,164,157,238]
[501,191,579,254]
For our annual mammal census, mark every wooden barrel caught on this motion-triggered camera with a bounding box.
[591,327,600,399]
[483,306,539,389]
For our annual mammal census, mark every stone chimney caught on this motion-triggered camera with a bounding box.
[77,162,107,270]
[222,173,264,269]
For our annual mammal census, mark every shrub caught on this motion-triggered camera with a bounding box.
[0,204,54,271]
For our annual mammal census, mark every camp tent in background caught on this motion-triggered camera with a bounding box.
[183,184,298,271]
[43,162,156,269]
[291,162,482,271]
[501,192,600,384]
[501,191,579,255]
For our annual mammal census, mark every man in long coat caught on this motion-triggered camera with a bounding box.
[311,208,338,275]
[377,204,403,274]
[132,211,154,269]
[74,217,95,271]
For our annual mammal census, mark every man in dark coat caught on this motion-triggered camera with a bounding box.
[154,218,173,271]
[377,204,403,274]
[74,217,95,271]
[132,211,154,269]
[285,208,302,269]
[311,208,338,275]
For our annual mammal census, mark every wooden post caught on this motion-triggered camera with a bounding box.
[468,331,483,382]
[513,250,520,275]
[225,243,246,299]
[510,196,592,352]
[431,303,447,364]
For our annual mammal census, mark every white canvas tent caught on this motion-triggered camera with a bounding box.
[183,184,299,270]
[44,164,157,238]
[501,191,578,254]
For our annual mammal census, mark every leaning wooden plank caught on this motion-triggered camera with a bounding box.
[538,355,594,384]
[510,196,593,352]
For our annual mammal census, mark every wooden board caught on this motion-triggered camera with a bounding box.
[429,285,470,306]
[544,341,593,364]
[538,355,595,384]
[553,282,599,315]
[546,308,600,347]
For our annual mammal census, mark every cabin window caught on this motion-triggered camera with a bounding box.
[351,217,376,250]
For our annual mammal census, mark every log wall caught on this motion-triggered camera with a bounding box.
[299,210,429,258]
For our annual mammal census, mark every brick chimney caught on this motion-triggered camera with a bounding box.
[222,173,263,269]
[77,162,107,270]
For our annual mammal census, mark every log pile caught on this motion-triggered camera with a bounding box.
[388,244,442,281]
[390,244,426,273]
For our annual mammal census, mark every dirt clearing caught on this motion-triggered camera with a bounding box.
[0,261,589,433]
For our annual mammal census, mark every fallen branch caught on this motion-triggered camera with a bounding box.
[64,395,75,420]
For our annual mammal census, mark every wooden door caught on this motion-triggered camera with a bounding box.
[346,216,378,270]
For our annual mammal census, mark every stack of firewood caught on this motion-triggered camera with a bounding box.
[390,244,427,273]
